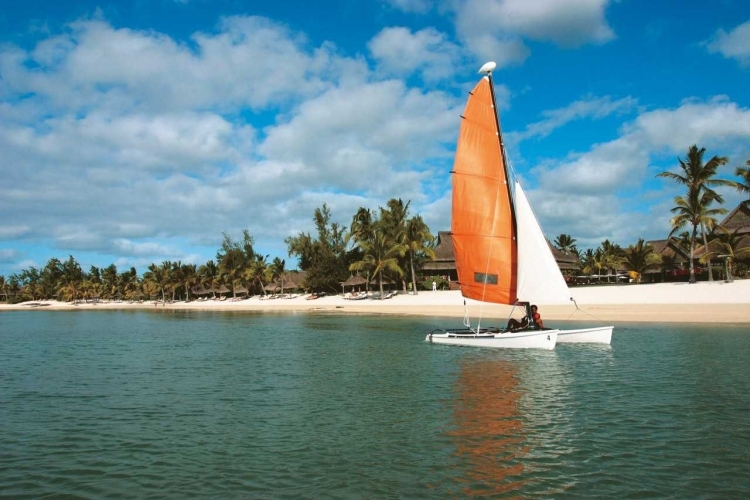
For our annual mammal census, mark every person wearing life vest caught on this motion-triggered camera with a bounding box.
[507,303,544,331]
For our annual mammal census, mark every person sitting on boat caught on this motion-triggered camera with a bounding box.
[506,304,544,331]
[530,304,544,329]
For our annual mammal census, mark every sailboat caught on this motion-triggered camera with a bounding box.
[426,62,613,349]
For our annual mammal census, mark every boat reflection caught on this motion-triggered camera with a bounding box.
[449,357,528,497]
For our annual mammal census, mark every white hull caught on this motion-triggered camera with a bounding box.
[426,329,558,350]
[556,326,613,344]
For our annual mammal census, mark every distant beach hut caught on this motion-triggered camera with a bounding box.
[233,285,249,296]
[340,275,367,294]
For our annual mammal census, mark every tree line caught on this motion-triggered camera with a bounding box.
[0,199,436,304]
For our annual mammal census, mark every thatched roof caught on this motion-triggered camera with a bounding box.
[423,231,456,271]
[693,203,750,257]
[216,285,230,294]
[646,238,690,262]
[432,231,455,260]
[548,242,580,270]
[720,203,750,234]
[279,271,307,289]
[341,275,367,287]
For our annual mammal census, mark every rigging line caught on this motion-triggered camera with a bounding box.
[504,303,518,332]
[463,299,471,329]
[565,297,609,324]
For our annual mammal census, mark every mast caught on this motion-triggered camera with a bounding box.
[480,62,519,302]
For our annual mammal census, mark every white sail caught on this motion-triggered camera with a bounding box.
[514,181,572,305]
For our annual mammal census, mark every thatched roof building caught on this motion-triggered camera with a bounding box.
[549,244,580,272]
[694,203,750,258]
[645,238,690,263]
[265,271,308,293]
[340,274,367,288]
[421,230,581,278]
[422,231,458,278]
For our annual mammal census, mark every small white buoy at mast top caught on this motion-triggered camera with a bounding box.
[478,61,496,74]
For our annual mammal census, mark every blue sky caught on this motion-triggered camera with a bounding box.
[1,0,749,277]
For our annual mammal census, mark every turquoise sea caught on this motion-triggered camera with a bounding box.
[1,310,749,498]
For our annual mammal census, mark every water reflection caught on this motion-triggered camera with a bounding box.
[449,357,528,497]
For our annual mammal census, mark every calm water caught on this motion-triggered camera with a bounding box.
[1,311,749,499]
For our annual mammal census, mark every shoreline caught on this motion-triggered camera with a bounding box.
[2,280,749,324]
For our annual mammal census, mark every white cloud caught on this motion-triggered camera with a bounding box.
[368,27,461,81]
[511,95,638,142]
[1,16,339,114]
[0,226,31,239]
[535,135,647,193]
[0,15,464,271]
[705,20,750,67]
[0,249,21,263]
[522,96,750,246]
[532,96,750,195]
[632,96,750,152]
[450,0,615,65]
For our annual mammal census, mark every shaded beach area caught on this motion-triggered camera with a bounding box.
[2,280,749,324]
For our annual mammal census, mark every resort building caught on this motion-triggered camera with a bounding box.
[421,231,580,287]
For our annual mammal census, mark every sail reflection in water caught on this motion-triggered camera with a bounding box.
[449,357,529,497]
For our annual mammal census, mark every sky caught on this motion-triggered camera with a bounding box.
[1,0,749,277]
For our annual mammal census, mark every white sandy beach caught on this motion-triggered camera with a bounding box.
[2,280,749,324]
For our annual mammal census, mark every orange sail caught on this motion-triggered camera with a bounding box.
[451,76,517,305]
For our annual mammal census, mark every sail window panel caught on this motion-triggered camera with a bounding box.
[474,272,498,285]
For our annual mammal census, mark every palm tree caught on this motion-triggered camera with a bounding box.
[657,145,732,280]
[101,264,118,300]
[736,160,750,207]
[667,189,726,283]
[0,275,7,302]
[143,262,171,303]
[582,248,606,281]
[198,260,219,297]
[119,267,139,301]
[350,207,376,245]
[553,234,577,255]
[349,232,406,298]
[404,215,435,295]
[699,227,750,281]
[181,263,198,302]
[623,239,661,283]
[245,254,270,295]
[600,240,624,282]
[270,257,286,295]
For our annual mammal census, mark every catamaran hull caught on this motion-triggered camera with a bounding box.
[556,326,613,344]
[426,330,558,350]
